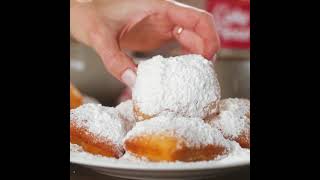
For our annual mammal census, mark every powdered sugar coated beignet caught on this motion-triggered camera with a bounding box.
[208,98,250,148]
[124,116,231,162]
[70,104,127,158]
[132,54,220,121]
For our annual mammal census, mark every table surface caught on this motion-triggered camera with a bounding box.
[70,164,250,180]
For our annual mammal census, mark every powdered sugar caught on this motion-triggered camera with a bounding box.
[132,54,221,120]
[124,116,230,149]
[115,100,136,131]
[70,143,83,152]
[209,98,250,138]
[70,103,127,146]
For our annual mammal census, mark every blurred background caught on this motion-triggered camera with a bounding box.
[70,0,250,106]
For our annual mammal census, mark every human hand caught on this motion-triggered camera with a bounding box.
[70,0,220,88]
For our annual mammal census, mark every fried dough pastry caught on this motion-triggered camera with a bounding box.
[124,116,231,162]
[208,98,250,148]
[70,104,127,158]
[132,55,220,121]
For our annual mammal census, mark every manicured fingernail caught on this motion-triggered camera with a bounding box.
[121,69,136,88]
[176,26,183,35]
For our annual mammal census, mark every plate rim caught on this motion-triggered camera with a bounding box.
[70,157,250,171]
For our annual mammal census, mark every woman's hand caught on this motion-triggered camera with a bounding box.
[70,0,220,88]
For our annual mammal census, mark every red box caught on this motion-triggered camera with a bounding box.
[206,0,250,49]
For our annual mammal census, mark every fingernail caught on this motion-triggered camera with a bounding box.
[121,69,136,88]
[176,26,184,35]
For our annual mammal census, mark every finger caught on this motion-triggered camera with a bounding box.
[173,26,204,55]
[166,2,220,59]
[89,28,137,88]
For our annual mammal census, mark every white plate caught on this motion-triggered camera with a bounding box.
[70,143,250,180]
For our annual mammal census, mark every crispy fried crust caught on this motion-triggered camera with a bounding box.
[235,132,250,149]
[70,122,123,158]
[133,102,218,122]
[133,104,153,121]
[124,134,228,162]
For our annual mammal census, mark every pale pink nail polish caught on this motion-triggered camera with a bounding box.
[121,69,136,88]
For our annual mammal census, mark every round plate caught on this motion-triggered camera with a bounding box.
[70,144,250,180]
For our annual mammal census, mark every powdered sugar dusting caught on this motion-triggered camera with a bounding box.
[209,98,250,138]
[70,103,127,146]
[70,143,83,152]
[115,100,136,131]
[132,54,220,119]
[124,116,230,149]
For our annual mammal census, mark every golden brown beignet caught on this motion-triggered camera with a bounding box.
[208,98,250,148]
[124,116,231,162]
[70,104,127,158]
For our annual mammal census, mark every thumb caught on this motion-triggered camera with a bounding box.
[89,29,137,88]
